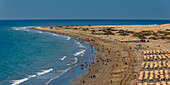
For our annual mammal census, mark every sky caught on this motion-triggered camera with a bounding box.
[0,0,170,20]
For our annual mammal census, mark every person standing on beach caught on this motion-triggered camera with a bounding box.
[72,69,74,76]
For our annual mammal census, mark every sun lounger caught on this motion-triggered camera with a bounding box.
[138,71,144,80]
[154,62,158,69]
[150,50,152,54]
[150,62,154,69]
[165,70,169,74]
[144,71,149,80]
[154,55,158,60]
[160,70,164,75]
[161,81,166,85]
[138,83,143,85]
[160,50,164,54]
[144,56,147,60]
[156,82,161,85]
[143,51,146,54]
[153,50,156,54]
[150,55,153,60]
[144,82,148,85]
[141,62,146,68]
[167,62,170,68]
[147,50,150,54]
[158,61,162,68]
[162,55,166,59]
[149,82,154,85]
[165,54,170,59]
[165,74,169,79]
[167,81,170,85]
[145,62,150,69]
[162,61,167,68]
[158,55,162,59]
[157,50,160,54]
[149,75,154,81]
[147,55,150,60]
[155,70,159,75]
[160,75,165,80]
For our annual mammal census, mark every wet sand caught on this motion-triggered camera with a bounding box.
[30,24,169,85]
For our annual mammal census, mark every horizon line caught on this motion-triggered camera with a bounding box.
[1,18,170,20]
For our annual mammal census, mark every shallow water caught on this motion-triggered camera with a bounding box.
[0,26,95,85]
[0,19,170,85]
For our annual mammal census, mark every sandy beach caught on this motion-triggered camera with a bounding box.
[30,24,170,85]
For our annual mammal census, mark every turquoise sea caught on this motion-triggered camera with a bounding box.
[0,19,170,85]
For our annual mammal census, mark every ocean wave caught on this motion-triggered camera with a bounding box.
[67,63,71,65]
[74,40,86,48]
[45,57,78,85]
[12,26,71,41]
[60,56,66,60]
[45,67,72,85]
[37,68,53,76]
[11,68,53,85]
[66,36,71,40]
[37,31,43,34]
[50,33,61,36]
[74,50,86,56]
[12,27,28,31]
[48,33,71,40]
[12,26,35,31]
[72,57,78,64]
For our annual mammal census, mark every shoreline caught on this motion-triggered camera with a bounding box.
[30,24,169,85]
[30,26,138,85]
[29,27,99,85]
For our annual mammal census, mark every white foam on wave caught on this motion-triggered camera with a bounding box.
[50,33,60,36]
[60,56,66,60]
[66,57,78,65]
[11,68,53,85]
[37,31,43,34]
[12,26,35,31]
[67,63,71,65]
[45,67,72,85]
[37,68,53,76]
[12,27,28,31]
[74,40,86,48]
[49,33,71,40]
[12,26,71,41]
[66,36,71,40]
[73,57,78,64]
[74,50,86,56]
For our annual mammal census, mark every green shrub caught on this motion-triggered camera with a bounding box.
[117,29,125,33]
[92,33,105,35]
[106,28,112,30]
[152,32,158,36]
[91,30,95,33]
[119,33,129,36]
[133,33,140,37]
[160,36,166,39]
[73,28,78,30]
[104,30,115,35]
[148,37,157,39]
[82,28,89,31]
[138,36,147,39]
[111,29,118,31]
[126,31,135,34]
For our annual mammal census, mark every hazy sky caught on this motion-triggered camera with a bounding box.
[0,0,170,19]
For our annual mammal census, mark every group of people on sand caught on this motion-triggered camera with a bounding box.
[79,37,122,84]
